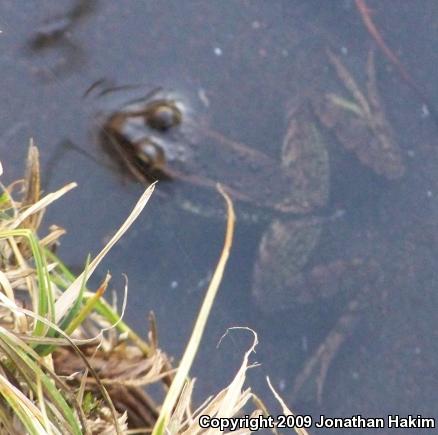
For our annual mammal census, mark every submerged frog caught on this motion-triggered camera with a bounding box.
[92,50,404,401]
[94,50,404,316]
[95,84,335,312]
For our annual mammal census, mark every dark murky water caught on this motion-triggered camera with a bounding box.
[1,1,438,433]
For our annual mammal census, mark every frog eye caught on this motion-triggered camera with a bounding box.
[146,103,182,132]
[135,139,166,170]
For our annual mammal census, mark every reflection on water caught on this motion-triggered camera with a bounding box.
[23,0,97,78]
[28,0,96,48]
[1,0,438,431]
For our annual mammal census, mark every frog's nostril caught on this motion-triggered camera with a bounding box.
[147,104,182,132]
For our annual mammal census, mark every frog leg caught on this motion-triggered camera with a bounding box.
[252,216,365,312]
[253,217,374,403]
[365,50,400,166]
[292,288,369,404]
[316,50,404,179]
[292,256,381,403]
[252,218,323,313]
[278,104,330,213]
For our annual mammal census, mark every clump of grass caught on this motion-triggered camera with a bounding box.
[0,143,307,434]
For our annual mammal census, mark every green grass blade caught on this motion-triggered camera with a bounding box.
[0,328,82,434]
[0,229,54,338]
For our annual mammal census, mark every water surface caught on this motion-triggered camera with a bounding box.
[1,1,438,433]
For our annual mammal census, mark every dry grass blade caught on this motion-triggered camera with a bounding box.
[211,328,258,420]
[326,49,371,118]
[267,377,309,435]
[8,182,78,230]
[21,141,42,231]
[168,380,195,430]
[169,328,259,434]
[153,184,235,434]
[55,182,156,323]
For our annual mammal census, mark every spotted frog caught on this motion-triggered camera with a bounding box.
[96,86,332,311]
[93,50,404,316]
[89,50,406,406]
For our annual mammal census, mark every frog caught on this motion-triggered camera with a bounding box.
[91,49,404,400]
[94,50,403,310]
[94,84,334,313]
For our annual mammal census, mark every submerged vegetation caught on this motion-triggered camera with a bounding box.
[0,144,306,434]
